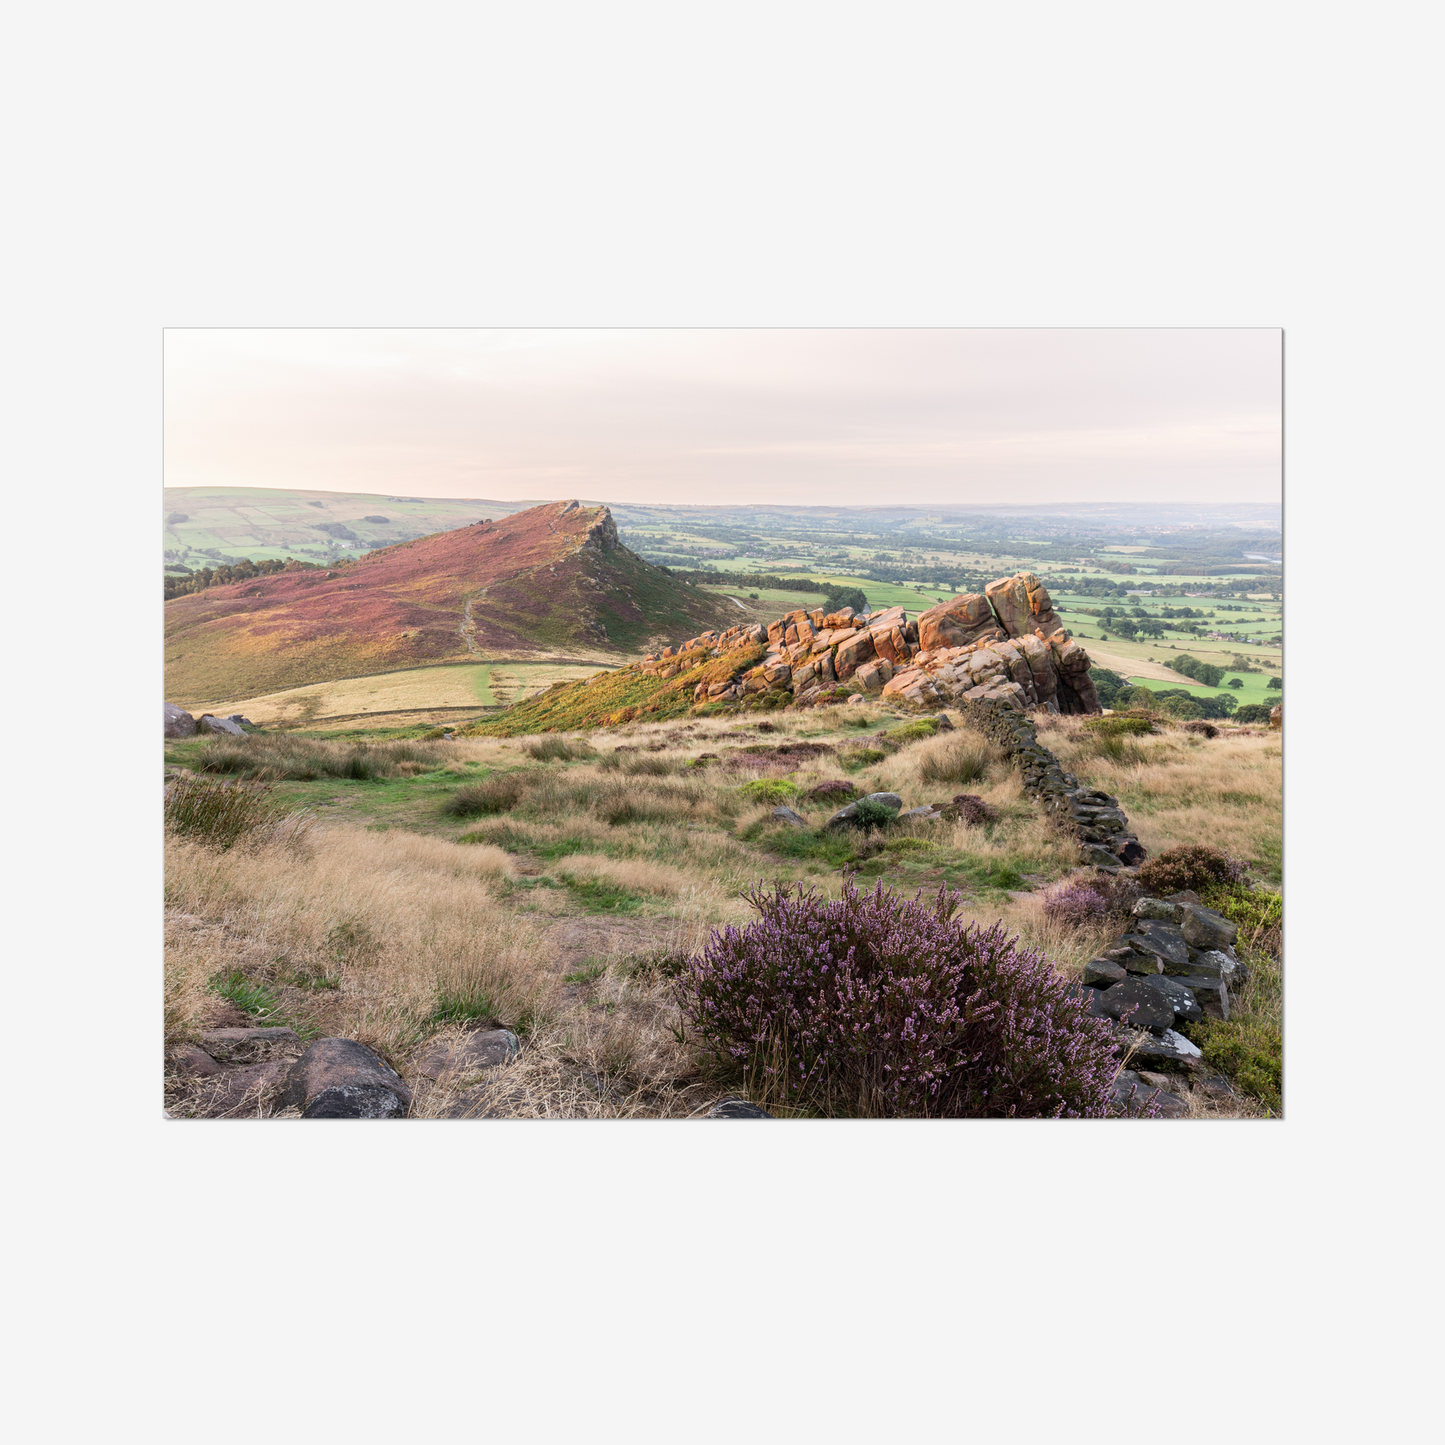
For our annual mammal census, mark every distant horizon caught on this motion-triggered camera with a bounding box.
[165,330,1282,508]
[163,483,1281,518]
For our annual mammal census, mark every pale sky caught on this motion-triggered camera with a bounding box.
[164,329,1281,506]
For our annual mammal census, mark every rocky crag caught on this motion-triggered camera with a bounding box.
[647,569,1100,713]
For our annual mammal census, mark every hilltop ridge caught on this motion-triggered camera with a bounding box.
[164,500,732,701]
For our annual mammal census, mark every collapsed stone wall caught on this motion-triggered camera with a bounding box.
[639,571,1102,715]
[959,698,1147,867]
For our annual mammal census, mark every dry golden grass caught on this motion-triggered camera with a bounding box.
[165,695,1282,1119]
[1044,716,1282,866]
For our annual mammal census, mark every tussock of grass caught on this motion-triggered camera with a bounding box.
[165,775,309,853]
[177,733,445,782]
[523,737,597,762]
[445,774,531,817]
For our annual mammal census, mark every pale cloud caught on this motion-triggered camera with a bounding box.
[164,328,1280,504]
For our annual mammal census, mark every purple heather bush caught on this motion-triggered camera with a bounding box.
[951,793,997,826]
[1042,873,1142,929]
[676,878,1122,1118]
[1136,844,1248,896]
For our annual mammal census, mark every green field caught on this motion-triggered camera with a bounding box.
[163,486,538,568]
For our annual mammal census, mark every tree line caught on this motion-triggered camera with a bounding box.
[164,556,328,601]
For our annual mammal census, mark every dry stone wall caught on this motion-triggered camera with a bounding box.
[958,697,1147,868]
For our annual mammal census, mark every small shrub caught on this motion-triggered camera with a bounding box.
[888,720,939,745]
[445,774,529,817]
[840,747,889,773]
[737,778,798,804]
[523,737,596,761]
[164,776,295,852]
[1186,1017,1282,1113]
[919,740,993,785]
[806,780,858,803]
[1084,716,1156,736]
[1200,883,1282,955]
[1042,874,1141,929]
[676,879,1121,1117]
[950,794,997,826]
[852,798,897,832]
[1179,720,1219,738]
[1136,844,1248,896]
[618,754,681,776]
[1085,732,1150,765]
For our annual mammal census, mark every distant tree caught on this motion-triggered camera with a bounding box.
[1266,676,1282,689]
[1228,677,1244,689]
[1233,703,1274,724]
[748,591,759,599]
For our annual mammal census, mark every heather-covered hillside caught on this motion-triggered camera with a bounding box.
[165,500,731,702]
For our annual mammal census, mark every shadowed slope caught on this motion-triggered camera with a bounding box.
[164,501,730,701]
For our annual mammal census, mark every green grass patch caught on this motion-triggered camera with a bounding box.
[562,960,608,985]
[736,778,799,803]
[559,874,645,913]
[425,987,503,1031]
[741,822,857,867]
[840,748,888,773]
[886,719,940,745]
[210,969,281,1018]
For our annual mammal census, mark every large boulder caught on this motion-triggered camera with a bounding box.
[984,572,1063,639]
[277,1038,412,1118]
[1112,1070,1187,1117]
[200,1026,303,1065]
[1175,903,1239,951]
[1123,921,1193,970]
[1094,978,1176,1030]
[198,714,247,737]
[1082,957,1129,988]
[164,702,197,738]
[825,793,903,829]
[1139,974,1204,1025]
[411,1028,520,1082]
[1126,1028,1204,1067]
[917,593,1001,652]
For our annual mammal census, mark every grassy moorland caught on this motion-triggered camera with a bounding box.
[165,698,1282,1120]
[182,660,614,731]
[165,502,730,704]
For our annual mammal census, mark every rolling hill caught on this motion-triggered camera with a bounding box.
[162,486,537,567]
[164,500,733,703]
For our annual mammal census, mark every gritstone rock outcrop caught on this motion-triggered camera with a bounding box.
[634,571,1101,715]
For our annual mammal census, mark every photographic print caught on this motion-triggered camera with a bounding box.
[162,329,1282,1121]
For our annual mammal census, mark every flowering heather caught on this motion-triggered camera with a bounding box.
[1136,844,1248,896]
[951,794,997,825]
[1042,874,1142,929]
[805,780,858,803]
[676,878,1122,1118]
